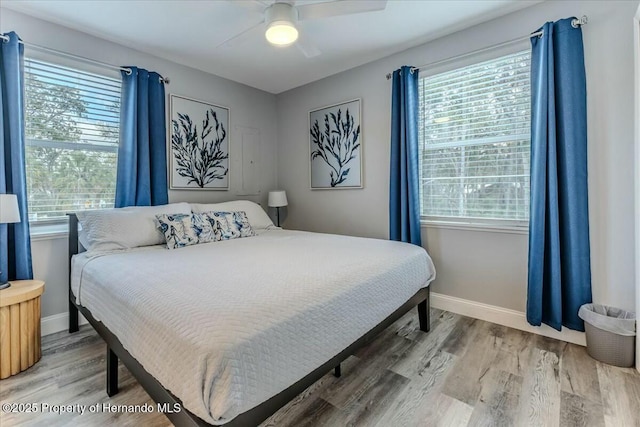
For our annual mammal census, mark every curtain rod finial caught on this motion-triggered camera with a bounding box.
[572,16,588,28]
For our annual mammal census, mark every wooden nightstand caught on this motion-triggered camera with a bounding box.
[0,280,45,379]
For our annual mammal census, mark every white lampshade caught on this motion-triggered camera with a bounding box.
[0,194,20,224]
[268,191,288,207]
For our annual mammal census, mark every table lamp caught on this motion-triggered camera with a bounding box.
[268,190,288,227]
[0,194,21,290]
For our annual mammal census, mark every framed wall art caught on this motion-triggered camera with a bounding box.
[309,98,362,189]
[169,94,229,190]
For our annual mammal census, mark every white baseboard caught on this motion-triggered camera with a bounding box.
[41,312,88,337]
[430,292,587,346]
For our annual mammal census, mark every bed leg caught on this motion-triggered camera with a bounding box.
[418,287,431,333]
[334,364,341,378]
[106,347,119,397]
[69,300,79,333]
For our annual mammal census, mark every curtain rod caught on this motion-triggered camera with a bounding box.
[385,15,588,80]
[0,34,170,84]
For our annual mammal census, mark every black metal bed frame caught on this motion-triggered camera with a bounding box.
[67,214,431,426]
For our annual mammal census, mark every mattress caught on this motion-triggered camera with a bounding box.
[71,229,435,424]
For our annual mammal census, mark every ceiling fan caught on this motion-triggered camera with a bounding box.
[218,0,388,58]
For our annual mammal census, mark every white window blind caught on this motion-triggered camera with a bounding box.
[418,50,531,224]
[24,58,121,223]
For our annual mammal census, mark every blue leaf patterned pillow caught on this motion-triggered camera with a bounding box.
[191,212,218,244]
[155,213,200,249]
[203,211,255,241]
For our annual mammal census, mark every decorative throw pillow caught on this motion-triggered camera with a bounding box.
[203,211,255,241]
[191,212,218,244]
[155,213,200,249]
[190,201,274,232]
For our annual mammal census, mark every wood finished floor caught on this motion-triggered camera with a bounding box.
[1,309,639,427]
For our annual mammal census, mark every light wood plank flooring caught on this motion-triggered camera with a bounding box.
[1,309,639,426]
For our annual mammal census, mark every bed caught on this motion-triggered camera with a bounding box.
[67,201,435,426]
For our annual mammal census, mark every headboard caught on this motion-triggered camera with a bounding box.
[67,213,86,259]
[67,212,87,276]
[67,213,86,332]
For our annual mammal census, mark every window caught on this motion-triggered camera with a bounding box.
[24,59,121,223]
[418,50,531,225]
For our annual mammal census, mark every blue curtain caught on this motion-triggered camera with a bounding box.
[0,32,33,282]
[115,66,168,207]
[389,66,422,246]
[527,18,591,331]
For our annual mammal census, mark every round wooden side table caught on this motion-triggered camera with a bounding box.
[0,280,45,379]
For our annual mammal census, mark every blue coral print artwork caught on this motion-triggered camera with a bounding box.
[309,99,362,189]
[170,94,230,190]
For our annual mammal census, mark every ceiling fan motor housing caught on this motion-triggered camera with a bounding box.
[265,2,299,46]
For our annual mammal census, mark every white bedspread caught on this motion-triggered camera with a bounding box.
[71,229,435,424]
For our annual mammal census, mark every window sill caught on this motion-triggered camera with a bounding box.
[420,220,529,235]
[30,223,68,241]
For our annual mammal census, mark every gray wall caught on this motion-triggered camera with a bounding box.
[1,8,279,317]
[276,0,638,313]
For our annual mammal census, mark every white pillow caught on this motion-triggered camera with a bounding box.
[190,200,274,231]
[77,202,191,251]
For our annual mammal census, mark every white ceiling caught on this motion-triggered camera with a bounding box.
[2,0,540,94]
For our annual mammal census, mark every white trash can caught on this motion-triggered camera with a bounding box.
[578,304,636,368]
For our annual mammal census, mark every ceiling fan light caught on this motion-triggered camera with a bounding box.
[265,21,298,46]
[264,2,299,47]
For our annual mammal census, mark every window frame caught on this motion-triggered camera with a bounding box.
[22,52,121,234]
[417,43,532,231]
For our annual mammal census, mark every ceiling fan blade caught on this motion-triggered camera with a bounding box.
[295,36,321,58]
[224,0,268,14]
[216,21,264,49]
[297,0,387,21]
